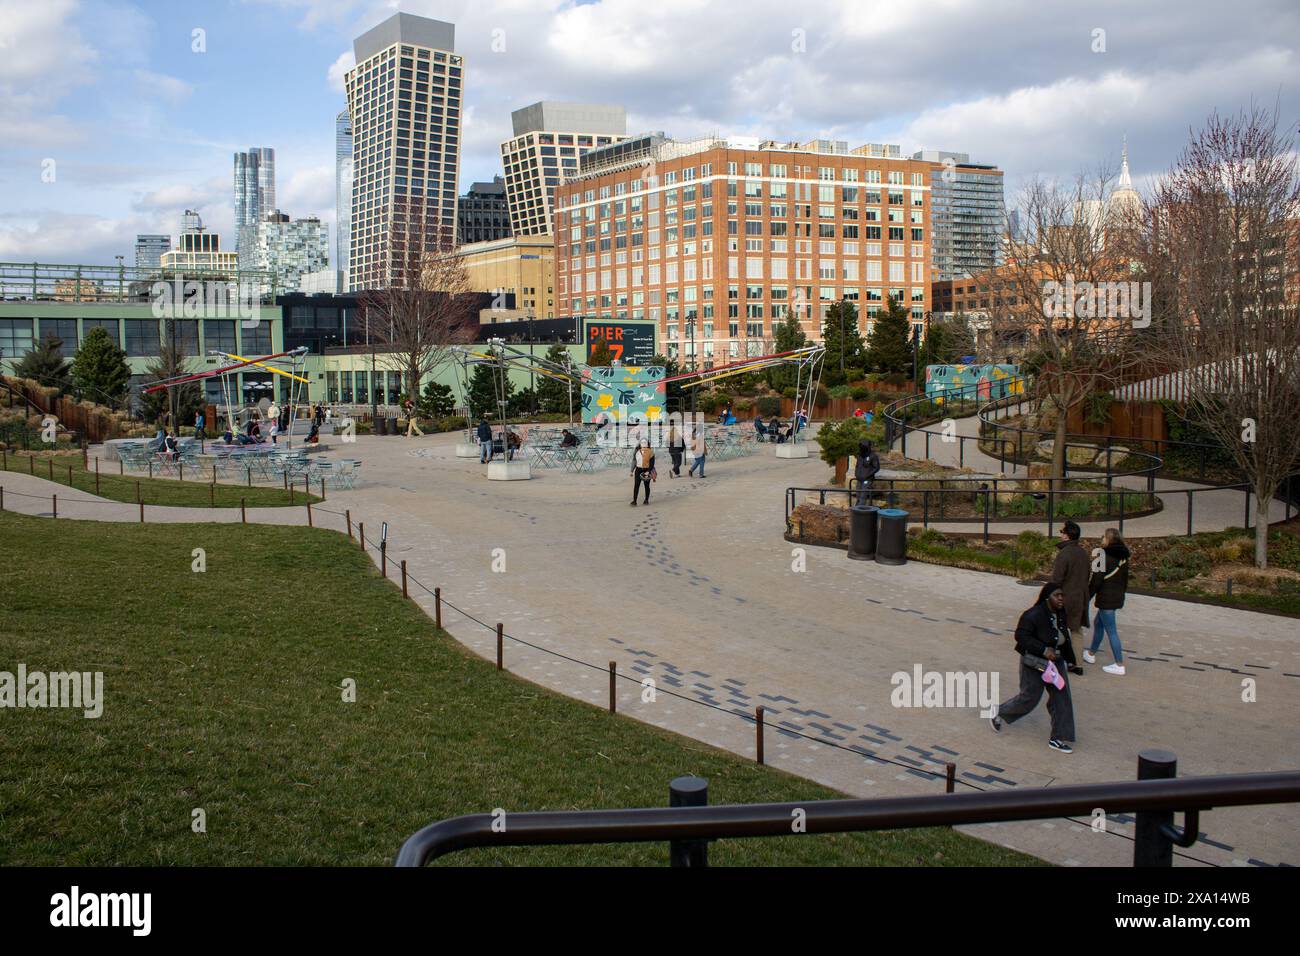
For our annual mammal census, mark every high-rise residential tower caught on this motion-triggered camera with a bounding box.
[134,234,171,271]
[500,102,627,237]
[335,110,353,291]
[912,150,1004,282]
[234,148,277,250]
[344,12,463,292]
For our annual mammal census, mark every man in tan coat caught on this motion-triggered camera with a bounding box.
[1050,520,1089,675]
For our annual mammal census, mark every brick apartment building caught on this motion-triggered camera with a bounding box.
[554,136,934,368]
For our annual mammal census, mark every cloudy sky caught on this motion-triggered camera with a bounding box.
[2,0,1297,266]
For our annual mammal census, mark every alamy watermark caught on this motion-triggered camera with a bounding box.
[890,664,999,718]
[150,279,263,328]
[1041,274,1151,328]
[1,665,103,718]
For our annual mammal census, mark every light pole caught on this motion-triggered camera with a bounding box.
[687,311,697,418]
[839,297,847,376]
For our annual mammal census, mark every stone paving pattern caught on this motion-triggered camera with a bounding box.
[3,430,1297,867]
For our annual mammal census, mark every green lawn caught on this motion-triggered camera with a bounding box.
[0,511,1040,867]
[0,451,318,508]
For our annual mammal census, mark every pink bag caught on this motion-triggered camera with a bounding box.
[1042,660,1065,690]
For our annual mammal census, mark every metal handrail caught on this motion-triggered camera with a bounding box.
[395,768,1300,866]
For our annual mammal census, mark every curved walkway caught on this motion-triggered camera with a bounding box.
[890,411,1289,537]
[5,439,1299,868]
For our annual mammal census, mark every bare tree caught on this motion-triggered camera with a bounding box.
[1140,106,1300,567]
[358,197,478,404]
[993,169,1148,486]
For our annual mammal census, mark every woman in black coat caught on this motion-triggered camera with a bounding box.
[1084,528,1130,675]
[989,582,1077,753]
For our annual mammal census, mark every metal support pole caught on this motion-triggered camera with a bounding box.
[755,706,765,765]
[1135,750,1181,866]
[608,661,617,713]
[496,622,504,670]
[668,776,709,868]
[401,561,408,599]
[434,587,442,627]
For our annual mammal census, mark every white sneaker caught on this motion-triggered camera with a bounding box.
[1103,663,1126,676]
[1083,651,1097,664]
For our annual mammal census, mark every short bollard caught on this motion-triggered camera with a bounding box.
[401,561,408,598]
[669,776,709,867]
[307,501,313,527]
[95,458,100,495]
[945,762,956,794]
[52,493,57,518]
[1134,749,1199,866]
[139,500,144,524]
[755,706,766,765]
[608,661,617,713]
[496,623,504,670]
[434,587,442,627]
[359,522,365,550]
[346,509,352,538]
[241,498,247,524]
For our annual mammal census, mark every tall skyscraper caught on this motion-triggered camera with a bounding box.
[912,149,1005,282]
[233,147,276,251]
[134,234,171,271]
[344,12,463,292]
[500,102,627,237]
[335,110,353,291]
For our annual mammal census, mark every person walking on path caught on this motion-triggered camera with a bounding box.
[687,429,707,478]
[194,409,205,443]
[476,418,493,463]
[1050,520,1089,675]
[1085,527,1130,675]
[667,424,686,477]
[989,582,1078,753]
[854,440,880,506]
[403,398,424,437]
[630,440,656,506]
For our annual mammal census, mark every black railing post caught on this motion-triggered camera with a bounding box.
[1135,750,1178,867]
[669,776,709,867]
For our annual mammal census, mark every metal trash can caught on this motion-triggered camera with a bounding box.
[375,416,387,436]
[387,416,399,435]
[848,505,879,561]
[875,508,909,566]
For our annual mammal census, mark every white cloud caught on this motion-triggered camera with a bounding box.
[327,49,354,92]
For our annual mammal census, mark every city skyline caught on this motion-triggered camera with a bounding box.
[1,0,1296,268]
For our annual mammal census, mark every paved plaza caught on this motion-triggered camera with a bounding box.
[5,430,1298,867]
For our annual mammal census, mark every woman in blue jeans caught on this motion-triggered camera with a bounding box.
[1085,528,1130,675]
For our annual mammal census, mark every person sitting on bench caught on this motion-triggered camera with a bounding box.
[753,415,767,441]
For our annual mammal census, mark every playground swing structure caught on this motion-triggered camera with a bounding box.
[142,346,311,448]
[450,341,612,449]
[660,344,826,437]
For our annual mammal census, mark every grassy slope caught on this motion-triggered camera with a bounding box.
[1,452,317,507]
[0,511,1039,867]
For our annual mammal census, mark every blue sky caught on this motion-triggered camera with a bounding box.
[2,0,1297,266]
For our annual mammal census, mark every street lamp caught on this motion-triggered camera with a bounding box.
[839,296,848,376]
[687,311,697,417]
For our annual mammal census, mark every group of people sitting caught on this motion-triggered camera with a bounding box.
[753,409,807,443]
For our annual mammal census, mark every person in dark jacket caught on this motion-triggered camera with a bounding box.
[1050,520,1090,673]
[1084,528,1130,675]
[476,418,493,463]
[854,440,880,506]
[630,440,655,506]
[667,424,686,476]
[989,581,1078,753]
